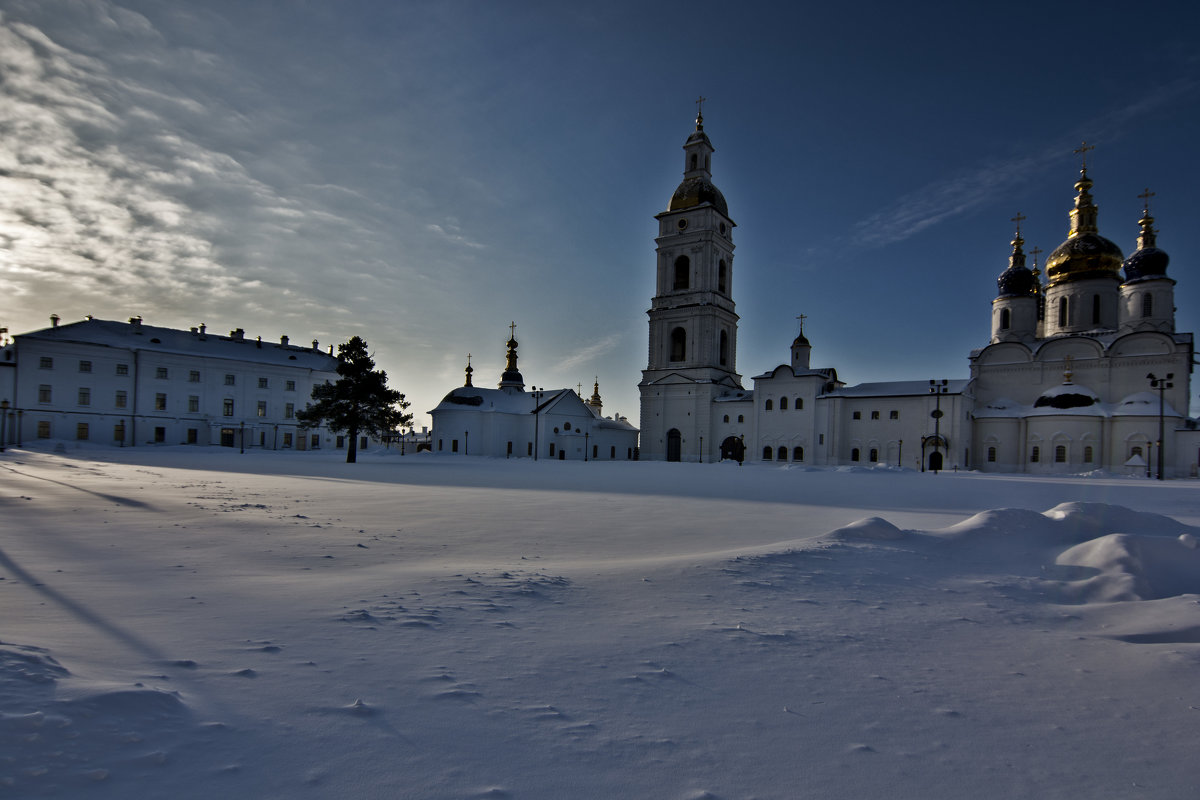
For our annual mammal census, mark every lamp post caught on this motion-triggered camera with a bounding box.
[239,421,245,454]
[584,431,589,462]
[929,379,948,473]
[16,408,22,447]
[1147,372,1174,480]
[897,439,903,468]
[532,388,544,461]
[0,399,8,452]
[464,430,469,456]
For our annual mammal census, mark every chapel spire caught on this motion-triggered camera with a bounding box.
[498,321,524,391]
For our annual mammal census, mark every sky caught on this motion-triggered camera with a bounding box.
[2,0,1199,428]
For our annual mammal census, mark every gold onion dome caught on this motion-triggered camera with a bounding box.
[1044,168,1124,285]
[669,176,728,215]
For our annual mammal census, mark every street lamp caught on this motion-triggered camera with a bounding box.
[584,431,589,462]
[240,421,245,454]
[1147,372,1174,480]
[929,379,949,473]
[532,387,545,461]
[0,399,8,452]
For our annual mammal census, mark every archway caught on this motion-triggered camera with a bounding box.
[666,429,682,462]
[720,436,745,462]
[928,450,943,472]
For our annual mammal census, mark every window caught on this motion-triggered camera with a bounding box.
[851,448,860,462]
[39,356,53,369]
[670,327,686,362]
[156,367,168,379]
[338,436,346,449]
[889,410,898,420]
[155,393,167,411]
[283,432,293,448]
[116,363,129,376]
[527,442,533,456]
[765,399,774,411]
[999,308,1010,330]
[115,390,127,409]
[452,439,459,453]
[987,447,996,462]
[819,434,824,445]
[718,260,728,294]
[187,428,198,444]
[257,401,267,417]
[1055,445,1067,463]
[852,411,861,420]
[286,380,296,392]
[870,410,879,420]
[154,427,166,443]
[285,403,295,419]
[189,370,201,383]
[610,445,616,459]
[869,448,878,462]
[719,330,729,366]
[78,388,91,406]
[796,398,803,410]
[593,445,598,459]
[793,446,803,462]
[777,446,787,461]
[762,446,772,460]
[723,415,730,423]
[1130,446,1144,460]
[224,374,236,386]
[76,422,89,440]
[549,443,556,457]
[1057,297,1068,327]
[78,360,92,373]
[188,395,199,413]
[1091,294,1101,325]
[311,434,319,449]
[37,421,51,439]
[223,399,234,416]
[1083,446,1094,462]
[258,377,269,389]
[780,397,788,410]
[1030,446,1040,463]
[1142,293,1153,318]
[38,385,52,404]
[738,415,744,423]
[673,256,690,290]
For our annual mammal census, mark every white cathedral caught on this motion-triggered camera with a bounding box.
[639,111,1197,477]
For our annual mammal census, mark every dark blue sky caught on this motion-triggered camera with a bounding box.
[2,0,1198,424]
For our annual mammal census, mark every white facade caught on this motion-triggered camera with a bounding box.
[639,116,1196,476]
[431,337,638,461]
[4,316,340,450]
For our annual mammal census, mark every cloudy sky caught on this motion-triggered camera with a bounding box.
[2,0,1199,426]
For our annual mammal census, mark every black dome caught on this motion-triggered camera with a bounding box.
[997,265,1037,297]
[669,176,728,216]
[1123,246,1170,282]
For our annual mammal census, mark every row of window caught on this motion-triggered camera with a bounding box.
[762,446,804,462]
[721,414,745,424]
[668,328,730,366]
[37,386,295,418]
[850,410,899,420]
[42,421,305,447]
[437,438,634,460]
[36,359,297,390]
[763,397,806,411]
[987,444,1146,464]
[671,255,729,294]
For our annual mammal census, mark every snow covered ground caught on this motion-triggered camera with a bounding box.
[3,445,1200,799]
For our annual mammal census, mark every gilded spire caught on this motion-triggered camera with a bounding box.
[1137,187,1158,249]
[464,353,473,387]
[498,321,524,390]
[695,95,707,130]
[1009,212,1027,269]
[1069,142,1099,236]
[590,377,602,407]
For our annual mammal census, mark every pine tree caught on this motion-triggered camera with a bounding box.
[297,336,411,463]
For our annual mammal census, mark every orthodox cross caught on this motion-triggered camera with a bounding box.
[1011,212,1026,235]
[1138,187,1155,214]
[577,382,583,396]
[1030,245,1042,266]
[796,313,806,334]
[695,95,707,123]
[509,321,517,339]
[1074,141,1095,169]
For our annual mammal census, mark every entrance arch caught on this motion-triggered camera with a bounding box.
[928,450,943,472]
[720,436,745,462]
[666,429,682,462]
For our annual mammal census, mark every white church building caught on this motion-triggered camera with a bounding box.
[430,330,638,461]
[640,111,1198,476]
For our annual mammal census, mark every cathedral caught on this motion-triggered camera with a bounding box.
[639,112,1198,476]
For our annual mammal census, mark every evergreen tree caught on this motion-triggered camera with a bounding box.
[297,336,411,463]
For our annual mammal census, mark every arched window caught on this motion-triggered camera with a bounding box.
[763,446,773,460]
[690,154,698,171]
[1142,293,1153,318]
[1058,297,1068,327]
[778,446,788,461]
[987,447,996,462]
[670,327,686,362]
[1131,446,1143,458]
[851,448,860,462]
[1030,446,1040,463]
[673,256,690,290]
[869,448,878,463]
[793,446,803,462]
[780,397,788,410]
[1092,294,1101,325]
[1055,445,1067,463]
[723,414,730,423]
[737,415,744,423]
[1083,445,1093,462]
[999,308,1011,330]
[719,330,729,366]
[796,397,803,409]
[718,260,728,294]
[765,399,773,411]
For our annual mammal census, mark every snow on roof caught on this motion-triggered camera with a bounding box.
[18,318,338,371]
[826,379,969,398]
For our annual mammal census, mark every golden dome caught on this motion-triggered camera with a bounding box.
[1044,169,1124,285]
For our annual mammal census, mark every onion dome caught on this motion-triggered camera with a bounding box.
[996,228,1037,297]
[669,177,728,215]
[1122,200,1170,283]
[1044,167,1124,285]
[498,325,524,390]
[1032,360,1099,410]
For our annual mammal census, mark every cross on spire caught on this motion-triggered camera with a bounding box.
[1030,245,1042,266]
[1138,187,1156,214]
[1010,211,1026,235]
[695,95,707,126]
[508,321,517,340]
[796,313,806,333]
[1074,141,1095,169]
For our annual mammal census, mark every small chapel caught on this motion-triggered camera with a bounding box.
[429,327,638,460]
[639,109,1198,476]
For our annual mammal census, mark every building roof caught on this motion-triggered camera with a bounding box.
[17,318,338,371]
[825,379,969,398]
